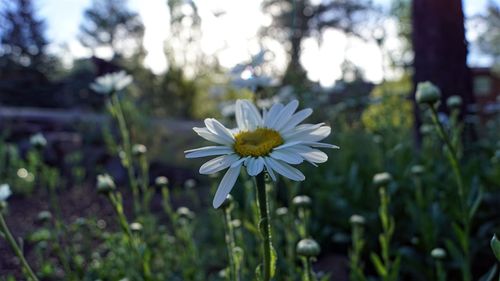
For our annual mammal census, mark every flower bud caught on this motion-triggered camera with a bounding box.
[410,165,425,176]
[155,176,169,187]
[416,82,441,105]
[231,219,241,228]
[491,234,500,262]
[292,195,312,209]
[419,124,434,135]
[184,179,196,189]
[30,133,47,150]
[177,207,195,221]
[132,144,147,157]
[446,95,462,109]
[296,238,321,257]
[37,211,52,223]
[349,214,366,226]
[97,174,116,194]
[373,172,392,187]
[430,248,446,259]
[130,222,143,232]
[0,201,6,212]
[275,207,289,217]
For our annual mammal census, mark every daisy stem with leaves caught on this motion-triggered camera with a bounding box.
[429,105,471,281]
[109,93,141,215]
[255,172,273,281]
[184,99,337,281]
[221,196,240,281]
[106,191,152,280]
[416,82,472,281]
[0,213,39,281]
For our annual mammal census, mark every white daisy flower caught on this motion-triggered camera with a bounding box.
[185,99,338,208]
[0,184,12,202]
[90,71,133,95]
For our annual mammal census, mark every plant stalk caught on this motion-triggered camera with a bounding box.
[429,106,471,281]
[255,172,272,281]
[0,213,39,281]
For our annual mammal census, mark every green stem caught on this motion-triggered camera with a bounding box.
[223,208,238,281]
[139,155,151,211]
[436,260,446,281]
[301,257,313,281]
[106,193,151,280]
[110,94,140,215]
[350,224,366,281]
[0,213,39,281]
[255,173,272,281]
[429,106,471,281]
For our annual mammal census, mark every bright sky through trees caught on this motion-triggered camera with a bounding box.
[39,0,497,87]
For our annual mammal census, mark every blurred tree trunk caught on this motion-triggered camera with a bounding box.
[412,0,474,142]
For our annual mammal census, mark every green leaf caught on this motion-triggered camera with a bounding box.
[445,239,463,263]
[270,245,277,278]
[370,253,387,277]
[468,187,483,220]
[233,246,244,267]
[478,264,497,281]
[255,264,263,281]
[452,223,467,252]
[243,220,259,235]
[491,234,500,262]
[389,255,401,281]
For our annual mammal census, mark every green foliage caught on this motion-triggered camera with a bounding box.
[361,75,413,133]
[1,75,500,281]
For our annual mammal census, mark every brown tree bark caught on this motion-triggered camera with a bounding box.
[412,0,474,142]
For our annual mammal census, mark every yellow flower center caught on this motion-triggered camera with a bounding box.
[233,128,284,157]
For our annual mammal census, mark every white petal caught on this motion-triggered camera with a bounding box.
[204,119,235,143]
[277,144,331,165]
[246,157,264,176]
[302,141,340,149]
[285,125,331,142]
[274,141,303,150]
[231,157,247,168]
[193,127,233,146]
[272,100,299,130]
[263,157,277,181]
[235,100,263,130]
[265,158,305,181]
[199,154,240,174]
[269,150,303,164]
[279,108,313,133]
[303,149,328,163]
[264,103,284,128]
[281,123,324,139]
[185,146,233,158]
[213,163,242,208]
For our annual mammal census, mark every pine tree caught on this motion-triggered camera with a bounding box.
[79,0,144,59]
[0,0,49,71]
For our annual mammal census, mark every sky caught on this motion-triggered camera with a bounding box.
[38,0,498,87]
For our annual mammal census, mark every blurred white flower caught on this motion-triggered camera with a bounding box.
[30,133,47,148]
[90,71,133,95]
[185,99,338,208]
[0,184,12,202]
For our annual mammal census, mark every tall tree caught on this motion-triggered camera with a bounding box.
[412,0,473,136]
[261,0,374,84]
[476,2,500,66]
[0,0,49,71]
[79,0,144,59]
